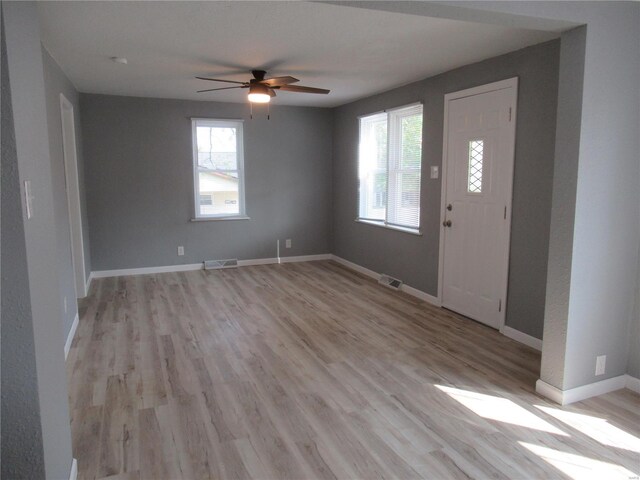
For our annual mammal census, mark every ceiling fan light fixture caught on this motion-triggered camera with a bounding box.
[247,84,271,103]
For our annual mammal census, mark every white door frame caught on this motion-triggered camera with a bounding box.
[60,94,87,298]
[437,77,518,331]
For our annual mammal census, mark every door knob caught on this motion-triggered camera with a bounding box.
[447,204,452,211]
[443,220,452,227]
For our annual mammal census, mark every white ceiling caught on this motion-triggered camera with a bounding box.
[38,1,558,108]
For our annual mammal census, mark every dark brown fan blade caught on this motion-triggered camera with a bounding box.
[278,85,330,94]
[197,86,246,93]
[195,76,247,85]
[260,76,299,87]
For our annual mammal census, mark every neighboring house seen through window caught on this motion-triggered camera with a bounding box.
[358,103,423,232]
[192,118,246,219]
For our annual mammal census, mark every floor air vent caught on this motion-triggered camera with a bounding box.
[204,259,238,270]
[379,274,403,290]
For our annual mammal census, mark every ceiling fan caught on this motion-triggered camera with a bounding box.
[196,70,330,103]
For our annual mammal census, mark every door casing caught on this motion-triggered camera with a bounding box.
[60,93,87,298]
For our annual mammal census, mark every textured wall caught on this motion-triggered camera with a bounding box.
[81,95,333,271]
[628,244,640,379]
[42,46,90,339]
[2,2,74,478]
[1,13,46,478]
[332,40,560,340]
[558,2,640,390]
[539,26,585,390]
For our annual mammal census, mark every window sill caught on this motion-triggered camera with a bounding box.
[191,215,251,222]
[355,218,422,236]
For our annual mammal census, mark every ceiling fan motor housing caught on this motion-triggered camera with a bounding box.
[251,70,267,81]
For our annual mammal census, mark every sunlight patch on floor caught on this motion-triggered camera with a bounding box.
[536,405,640,453]
[435,385,567,435]
[519,442,638,480]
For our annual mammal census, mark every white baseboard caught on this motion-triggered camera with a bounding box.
[85,272,93,294]
[92,262,204,278]
[535,379,564,404]
[400,283,441,306]
[239,254,332,267]
[625,374,640,394]
[536,375,629,405]
[501,325,542,351]
[330,255,441,307]
[281,254,332,263]
[69,458,77,480]
[330,255,379,280]
[91,254,333,279]
[238,257,279,267]
[64,313,79,361]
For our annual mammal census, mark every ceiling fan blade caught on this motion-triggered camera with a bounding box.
[268,88,277,97]
[260,76,299,87]
[195,76,247,85]
[278,85,330,94]
[197,86,246,93]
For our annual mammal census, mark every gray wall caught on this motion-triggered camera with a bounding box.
[539,26,585,390]
[628,244,640,378]
[3,2,74,478]
[557,2,640,390]
[81,95,333,271]
[42,46,90,339]
[332,40,560,340]
[1,12,46,479]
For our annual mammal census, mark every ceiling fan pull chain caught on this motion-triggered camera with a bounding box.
[267,102,270,121]
[250,102,253,120]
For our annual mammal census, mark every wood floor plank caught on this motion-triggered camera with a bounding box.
[69,260,640,480]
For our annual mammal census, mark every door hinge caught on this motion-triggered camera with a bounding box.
[504,205,507,219]
[499,299,502,312]
[509,107,512,122]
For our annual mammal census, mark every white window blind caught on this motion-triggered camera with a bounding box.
[358,112,388,221]
[358,104,423,231]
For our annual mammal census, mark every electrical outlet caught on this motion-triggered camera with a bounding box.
[285,239,292,249]
[430,166,439,179]
[177,246,184,256]
[595,355,606,376]
[64,297,68,314]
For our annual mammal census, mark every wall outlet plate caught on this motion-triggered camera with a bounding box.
[24,180,34,219]
[285,239,292,248]
[177,246,184,256]
[595,355,606,376]
[430,166,439,179]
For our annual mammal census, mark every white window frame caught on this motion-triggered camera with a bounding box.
[191,118,248,220]
[356,103,423,235]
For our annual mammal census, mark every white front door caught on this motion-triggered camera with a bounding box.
[440,79,517,329]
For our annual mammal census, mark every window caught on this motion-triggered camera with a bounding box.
[358,103,423,232]
[468,139,484,193]
[192,118,246,218]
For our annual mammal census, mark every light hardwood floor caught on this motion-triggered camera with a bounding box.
[68,260,640,480]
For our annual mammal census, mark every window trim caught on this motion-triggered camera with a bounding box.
[191,117,246,219]
[355,218,423,236]
[356,103,423,232]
